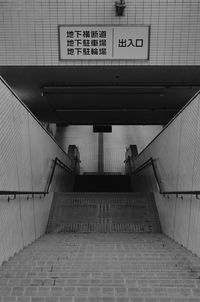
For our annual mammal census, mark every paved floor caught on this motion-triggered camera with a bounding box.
[1,233,200,302]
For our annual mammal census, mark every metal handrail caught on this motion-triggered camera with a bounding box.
[128,156,200,197]
[45,157,75,192]
[0,156,78,201]
[131,157,163,193]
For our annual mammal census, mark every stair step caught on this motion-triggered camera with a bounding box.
[1,233,200,300]
[52,223,156,233]
[46,192,161,234]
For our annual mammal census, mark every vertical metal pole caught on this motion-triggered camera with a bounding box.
[98,132,104,174]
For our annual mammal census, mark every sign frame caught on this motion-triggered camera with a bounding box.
[58,25,150,61]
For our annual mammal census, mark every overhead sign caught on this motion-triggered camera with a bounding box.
[59,26,149,60]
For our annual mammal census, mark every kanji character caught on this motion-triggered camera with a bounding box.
[83,48,90,55]
[99,39,106,47]
[67,48,74,55]
[99,48,106,55]
[75,30,82,38]
[75,48,82,55]
[83,40,90,47]
[136,39,143,47]
[127,39,135,47]
[66,31,74,38]
[91,40,98,47]
[91,31,98,38]
[91,48,98,55]
[99,31,106,38]
[118,39,127,47]
[75,39,82,46]
[83,31,90,38]
[67,40,74,47]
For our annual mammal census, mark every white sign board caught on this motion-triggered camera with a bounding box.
[59,26,149,60]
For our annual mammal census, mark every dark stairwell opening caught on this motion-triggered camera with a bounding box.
[74,174,132,192]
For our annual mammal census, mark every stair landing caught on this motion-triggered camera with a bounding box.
[46,193,161,234]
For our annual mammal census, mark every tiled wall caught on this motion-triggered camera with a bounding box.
[56,125,162,174]
[133,91,200,257]
[104,125,162,173]
[0,0,200,65]
[56,126,99,173]
[0,78,74,265]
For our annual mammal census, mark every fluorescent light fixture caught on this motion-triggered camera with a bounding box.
[56,108,178,112]
[41,86,166,95]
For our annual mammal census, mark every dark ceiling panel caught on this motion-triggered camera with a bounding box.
[0,66,200,125]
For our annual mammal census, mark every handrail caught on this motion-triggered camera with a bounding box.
[128,156,200,197]
[45,157,75,192]
[0,156,77,201]
[131,157,163,194]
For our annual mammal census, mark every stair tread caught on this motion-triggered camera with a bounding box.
[2,232,200,301]
[47,192,161,234]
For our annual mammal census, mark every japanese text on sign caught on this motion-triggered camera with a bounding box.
[65,29,108,56]
[59,26,149,60]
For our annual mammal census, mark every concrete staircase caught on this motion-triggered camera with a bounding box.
[1,233,200,300]
[46,192,161,234]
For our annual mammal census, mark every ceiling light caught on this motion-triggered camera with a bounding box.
[41,86,166,95]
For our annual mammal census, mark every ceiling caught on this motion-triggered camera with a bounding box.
[0,66,200,125]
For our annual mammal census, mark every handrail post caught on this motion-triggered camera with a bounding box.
[150,158,163,194]
[125,145,138,175]
[0,155,77,198]
[129,156,200,196]
[127,156,163,194]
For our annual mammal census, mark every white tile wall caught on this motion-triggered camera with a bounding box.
[133,116,182,192]
[20,197,36,247]
[104,125,162,173]
[29,119,46,191]
[13,99,33,190]
[0,0,200,65]
[56,125,162,174]
[173,196,191,247]
[188,196,200,255]
[133,91,200,257]
[0,78,74,265]
[192,95,200,190]
[0,85,18,190]
[56,126,99,173]
[154,193,176,239]
[0,198,23,265]
[177,99,199,191]
[34,194,54,239]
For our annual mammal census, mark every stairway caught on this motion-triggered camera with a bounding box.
[2,233,200,300]
[46,192,161,233]
[74,175,132,192]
